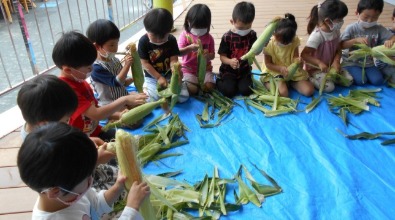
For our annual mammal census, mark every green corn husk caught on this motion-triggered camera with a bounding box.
[197,39,207,89]
[241,17,281,61]
[128,42,145,93]
[285,60,300,81]
[305,96,321,113]
[102,98,166,131]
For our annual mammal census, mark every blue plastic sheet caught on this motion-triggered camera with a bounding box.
[123,81,395,219]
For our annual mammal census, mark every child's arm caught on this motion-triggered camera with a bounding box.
[104,174,126,205]
[301,46,328,72]
[341,37,368,49]
[140,58,168,88]
[331,46,342,72]
[384,35,395,48]
[264,54,288,77]
[204,50,215,60]
[220,54,239,69]
[179,44,199,56]
[116,54,133,85]
[84,93,148,121]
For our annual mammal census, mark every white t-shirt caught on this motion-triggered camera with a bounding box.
[305,28,340,49]
[32,189,143,220]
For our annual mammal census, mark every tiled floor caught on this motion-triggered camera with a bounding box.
[0,0,393,219]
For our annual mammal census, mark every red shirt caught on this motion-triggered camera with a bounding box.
[59,76,101,137]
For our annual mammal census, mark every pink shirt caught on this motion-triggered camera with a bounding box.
[178,30,215,75]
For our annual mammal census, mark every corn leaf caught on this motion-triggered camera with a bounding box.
[305,96,321,113]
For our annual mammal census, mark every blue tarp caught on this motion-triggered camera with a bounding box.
[122,81,395,219]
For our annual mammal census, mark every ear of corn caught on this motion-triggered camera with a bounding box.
[102,98,166,131]
[241,17,281,61]
[114,129,157,220]
[128,42,145,93]
[285,60,300,81]
[170,62,181,95]
[197,39,207,89]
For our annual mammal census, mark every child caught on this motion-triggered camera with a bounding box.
[17,74,120,192]
[178,4,216,95]
[301,0,353,93]
[87,19,139,120]
[217,1,257,98]
[138,8,189,102]
[18,122,150,220]
[390,8,395,34]
[261,14,314,97]
[340,0,395,85]
[53,31,147,141]
[17,74,78,138]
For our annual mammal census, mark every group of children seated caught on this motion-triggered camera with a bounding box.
[16,0,395,219]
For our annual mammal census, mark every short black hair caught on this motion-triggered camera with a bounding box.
[52,31,97,69]
[232,1,255,24]
[86,19,120,46]
[18,122,97,193]
[357,0,384,14]
[274,13,297,45]
[144,8,173,39]
[393,8,395,17]
[17,74,78,125]
[183,4,211,32]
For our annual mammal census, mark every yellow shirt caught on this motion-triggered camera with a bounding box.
[261,36,308,81]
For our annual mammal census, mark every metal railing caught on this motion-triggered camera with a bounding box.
[0,0,152,98]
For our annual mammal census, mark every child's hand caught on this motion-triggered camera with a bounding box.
[332,62,341,73]
[229,58,239,69]
[157,76,168,89]
[354,37,368,45]
[97,143,116,165]
[125,93,148,108]
[126,181,150,211]
[279,66,288,77]
[384,39,394,48]
[90,137,105,147]
[318,62,329,73]
[188,43,199,52]
[124,54,133,66]
[203,49,210,59]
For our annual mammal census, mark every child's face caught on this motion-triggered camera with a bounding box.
[63,65,93,82]
[56,175,92,205]
[147,32,169,45]
[230,19,252,30]
[101,39,119,53]
[358,9,381,23]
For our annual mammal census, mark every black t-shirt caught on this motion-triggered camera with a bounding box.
[138,34,180,78]
[218,30,257,76]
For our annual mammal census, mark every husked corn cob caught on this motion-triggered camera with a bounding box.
[115,130,156,220]
[102,98,166,131]
[128,42,145,93]
[241,17,281,61]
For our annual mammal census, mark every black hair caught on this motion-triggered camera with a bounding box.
[17,74,78,125]
[232,1,255,24]
[17,122,97,193]
[144,8,173,39]
[52,31,97,69]
[183,4,211,32]
[393,8,395,17]
[86,19,120,46]
[357,0,384,14]
[274,13,297,45]
[307,0,348,34]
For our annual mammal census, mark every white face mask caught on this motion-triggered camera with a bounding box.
[233,28,251,36]
[190,28,208,37]
[329,19,344,31]
[70,68,91,83]
[359,20,377,29]
[98,48,115,59]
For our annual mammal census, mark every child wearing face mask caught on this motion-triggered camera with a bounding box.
[261,13,314,97]
[340,0,395,85]
[178,4,216,95]
[301,0,352,93]
[87,19,146,121]
[18,123,150,220]
[56,31,147,140]
[138,8,189,103]
[217,1,257,98]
